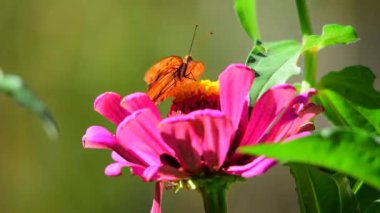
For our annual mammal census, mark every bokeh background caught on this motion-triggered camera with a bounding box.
[0,0,379,212]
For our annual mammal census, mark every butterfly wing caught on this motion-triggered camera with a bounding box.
[144,56,183,102]
[144,56,183,85]
[146,71,178,103]
[183,59,205,81]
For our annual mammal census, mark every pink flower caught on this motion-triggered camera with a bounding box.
[82,64,322,213]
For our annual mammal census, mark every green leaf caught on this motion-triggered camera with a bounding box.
[356,184,380,212]
[363,200,380,213]
[319,66,380,108]
[246,40,301,103]
[0,72,58,139]
[290,164,359,213]
[234,0,260,40]
[317,66,380,133]
[318,91,380,134]
[240,128,380,189]
[302,24,359,52]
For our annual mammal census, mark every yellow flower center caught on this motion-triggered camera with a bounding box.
[168,80,220,116]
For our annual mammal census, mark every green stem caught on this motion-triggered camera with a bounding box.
[199,185,227,213]
[295,0,312,36]
[196,175,237,213]
[304,50,317,87]
[352,180,364,194]
[295,0,317,87]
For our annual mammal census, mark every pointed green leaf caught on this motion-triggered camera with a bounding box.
[290,164,359,213]
[246,40,301,103]
[318,91,380,134]
[317,66,380,133]
[318,66,380,108]
[302,24,359,52]
[234,0,260,40]
[240,128,380,189]
[0,73,58,139]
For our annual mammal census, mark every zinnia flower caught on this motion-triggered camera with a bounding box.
[82,64,322,213]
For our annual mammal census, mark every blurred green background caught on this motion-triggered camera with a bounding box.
[0,0,378,212]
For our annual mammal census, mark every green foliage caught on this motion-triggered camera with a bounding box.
[363,200,380,213]
[317,66,380,133]
[234,0,380,211]
[0,72,58,139]
[234,0,260,40]
[290,164,359,213]
[240,128,380,189]
[246,40,301,103]
[302,24,359,52]
[356,184,380,212]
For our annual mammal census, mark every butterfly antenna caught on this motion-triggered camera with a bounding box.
[188,25,199,56]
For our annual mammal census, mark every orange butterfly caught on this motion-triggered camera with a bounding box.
[144,26,204,103]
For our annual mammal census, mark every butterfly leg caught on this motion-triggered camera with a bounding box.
[184,72,196,81]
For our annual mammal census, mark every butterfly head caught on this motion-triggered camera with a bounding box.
[184,54,193,64]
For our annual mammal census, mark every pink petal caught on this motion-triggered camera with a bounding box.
[111,151,127,162]
[106,152,147,177]
[150,182,163,213]
[129,164,148,179]
[226,156,276,178]
[281,104,323,139]
[240,84,297,146]
[144,166,161,181]
[284,131,312,142]
[159,116,203,173]
[112,145,150,168]
[111,151,139,165]
[94,92,130,125]
[239,97,250,131]
[262,91,322,142]
[160,110,234,172]
[121,92,161,120]
[197,110,234,170]
[105,162,125,176]
[142,165,189,182]
[298,122,315,133]
[116,109,174,165]
[219,64,254,130]
[82,126,116,149]
[155,165,190,181]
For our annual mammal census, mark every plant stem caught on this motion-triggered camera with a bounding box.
[295,0,317,87]
[199,184,227,213]
[196,175,236,213]
[304,50,317,87]
[295,0,312,36]
[352,180,364,194]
